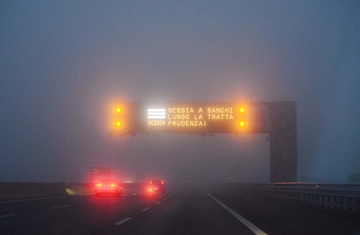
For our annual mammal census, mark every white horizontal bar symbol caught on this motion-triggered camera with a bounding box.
[148,112,165,115]
[148,109,165,112]
[148,108,166,119]
[148,115,165,119]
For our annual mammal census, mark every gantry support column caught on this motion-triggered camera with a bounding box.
[269,102,297,182]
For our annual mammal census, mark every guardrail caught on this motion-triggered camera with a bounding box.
[0,182,147,201]
[0,182,93,201]
[219,183,360,213]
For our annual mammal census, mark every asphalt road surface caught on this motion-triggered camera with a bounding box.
[0,184,359,235]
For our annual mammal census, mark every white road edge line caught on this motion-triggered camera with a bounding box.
[163,198,167,200]
[0,214,17,219]
[142,207,151,212]
[156,201,161,204]
[114,217,132,226]
[52,205,70,209]
[204,191,268,235]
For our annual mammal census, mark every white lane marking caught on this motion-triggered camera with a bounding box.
[132,193,136,195]
[163,198,167,200]
[123,195,128,197]
[52,205,70,209]
[155,201,161,204]
[204,191,267,235]
[0,214,17,219]
[88,200,97,203]
[114,217,132,226]
[142,207,151,212]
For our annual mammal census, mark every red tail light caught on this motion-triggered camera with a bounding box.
[96,183,102,187]
[110,183,116,187]
[161,181,164,185]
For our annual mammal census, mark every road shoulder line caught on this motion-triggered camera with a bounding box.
[204,190,267,235]
[0,214,17,219]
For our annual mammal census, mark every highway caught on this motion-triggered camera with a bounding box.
[0,184,359,235]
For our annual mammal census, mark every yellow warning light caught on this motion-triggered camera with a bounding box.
[239,107,245,113]
[116,121,122,127]
[239,121,246,127]
[116,107,122,113]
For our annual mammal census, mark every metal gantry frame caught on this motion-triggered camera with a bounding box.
[111,101,298,182]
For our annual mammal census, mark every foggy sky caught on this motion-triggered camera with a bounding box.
[1,1,359,183]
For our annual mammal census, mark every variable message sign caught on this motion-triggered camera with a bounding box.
[111,102,270,135]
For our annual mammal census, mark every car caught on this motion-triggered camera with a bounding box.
[95,179,122,197]
[148,180,166,194]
